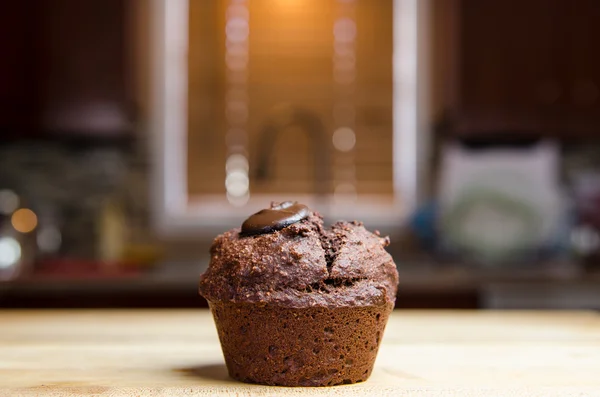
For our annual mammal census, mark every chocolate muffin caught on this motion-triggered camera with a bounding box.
[199,202,398,387]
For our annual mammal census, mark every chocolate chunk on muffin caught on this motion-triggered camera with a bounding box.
[199,202,398,387]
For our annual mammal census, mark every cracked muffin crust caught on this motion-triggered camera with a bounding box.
[199,206,398,307]
[199,202,399,386]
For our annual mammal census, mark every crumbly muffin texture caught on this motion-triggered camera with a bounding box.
[211,302,390,386]
[199,206,398,308]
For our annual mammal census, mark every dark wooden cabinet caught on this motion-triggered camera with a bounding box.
[567,0,600,103]
[442,0,600,138]
[0,2,39,137]
[0,0,132,141]
[563,0,600,133]
[460,0,563,110]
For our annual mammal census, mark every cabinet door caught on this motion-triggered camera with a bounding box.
[459,0,563,111]
[37,0,131,136]
[566,0,600,122]
[0,2,38,136]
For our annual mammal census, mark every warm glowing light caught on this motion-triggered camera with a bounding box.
[226,70,248,84]
[226,18,249,42]
[332,127,356,152]
[227,191,250,207]
[334,42,354,57]
[224,0,250,206]
[225,101,249,123]
[333,69,356,84]
[11,208,38,233]
[226,154,249,173]
[226,128,249,148]
[226,40,249,55]
[334,183,358,201]
[272,0,305,7]
[333,54,356,70]
[333,18,356,42]
[332,1,358,197]
[226,88,248,102]
[225,170,250,197]
[225,53,249,71]
[226,4,249,20]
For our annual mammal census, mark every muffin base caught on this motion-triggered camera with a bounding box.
[209,302,393,387]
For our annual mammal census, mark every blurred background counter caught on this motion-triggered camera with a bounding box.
[1,0,600,310]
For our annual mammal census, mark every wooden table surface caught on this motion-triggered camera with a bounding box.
[1,310,600,396]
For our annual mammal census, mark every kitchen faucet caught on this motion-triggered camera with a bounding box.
[254,105,331,199]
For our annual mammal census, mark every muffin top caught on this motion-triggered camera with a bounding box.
[198,202,399,308]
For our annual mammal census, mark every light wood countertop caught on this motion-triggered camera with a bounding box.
[1,310,600,396]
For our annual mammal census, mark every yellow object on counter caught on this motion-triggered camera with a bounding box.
[120,243,164,268]
[98,198,128,267]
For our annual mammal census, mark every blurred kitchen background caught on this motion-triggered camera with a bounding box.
[1,0,600,310]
